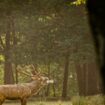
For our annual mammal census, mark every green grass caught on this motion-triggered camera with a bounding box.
[71,95,105,105]
[3,95,105,105]
[3,101,72,105]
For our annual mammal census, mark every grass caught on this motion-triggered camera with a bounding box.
[71,95,105,105]
[3,95,105,105]
[3,101,72,105]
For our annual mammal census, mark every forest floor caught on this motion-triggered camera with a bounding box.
[3,101,72,105]
[3,95,105,105]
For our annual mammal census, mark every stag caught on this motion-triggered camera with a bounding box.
[0,65,53,105]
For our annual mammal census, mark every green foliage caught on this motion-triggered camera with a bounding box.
[0,0,94,65]
[0,55,4,62]
[71,0,86,5]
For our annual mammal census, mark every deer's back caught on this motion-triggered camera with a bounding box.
[0,84,31,100]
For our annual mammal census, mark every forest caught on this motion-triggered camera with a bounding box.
[0,0,104,105]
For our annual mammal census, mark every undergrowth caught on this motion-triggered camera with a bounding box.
[71,95,105,105]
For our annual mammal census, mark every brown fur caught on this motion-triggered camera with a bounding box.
[0,75,48,105]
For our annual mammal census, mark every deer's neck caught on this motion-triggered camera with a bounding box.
[26,80,44,95]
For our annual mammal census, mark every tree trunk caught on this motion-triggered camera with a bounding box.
[4,15,14,84]
[76,63,86,96]
[45,63,50,96]
[4,60,14,84]
[52,70,56,97]
[15,64,18,84]
[11,15,18,84]
[52,83,56,97]
[62,50,70,99]
[76,62,102,96]
[86,63,102,95]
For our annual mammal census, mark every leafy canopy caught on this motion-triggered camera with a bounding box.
[71,0,86,5]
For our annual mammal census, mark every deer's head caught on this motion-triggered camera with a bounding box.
[31,73,49,86]
[17,65,54,85]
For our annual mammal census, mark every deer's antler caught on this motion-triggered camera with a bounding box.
[17,66,32,77]
[30,64,39,75]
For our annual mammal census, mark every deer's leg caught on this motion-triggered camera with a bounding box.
[0,100,4,105]
[21,98,27,105]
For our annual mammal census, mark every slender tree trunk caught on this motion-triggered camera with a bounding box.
[76,62,102,96]
[62,50,70,99]
[76,63,86,96]
[15,64,18,84]
[87,63,101,95]
[4,14,14,84]
[45,63,50,96]
[52,70,56,97]
[76,63,83,95]
[11,15,18,84]
[52,83,56,97]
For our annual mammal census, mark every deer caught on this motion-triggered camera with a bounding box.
[0,65,53,105]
